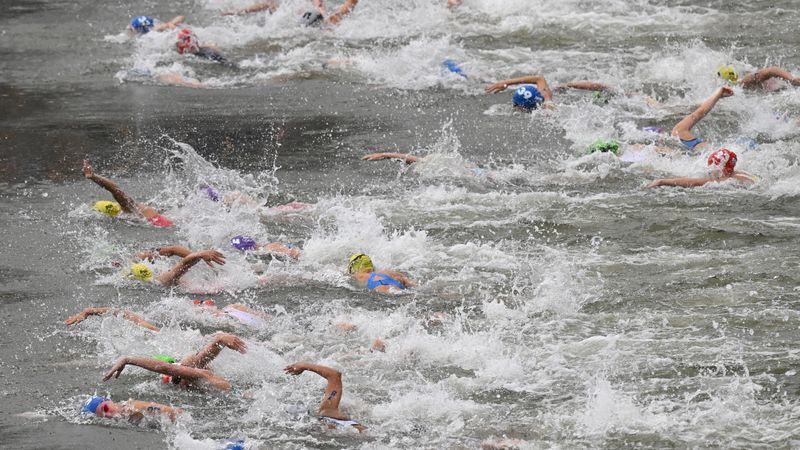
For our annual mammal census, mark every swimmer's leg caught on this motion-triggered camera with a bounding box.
[83,160,138,214]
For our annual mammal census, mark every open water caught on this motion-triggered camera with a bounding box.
[1,0,800,448]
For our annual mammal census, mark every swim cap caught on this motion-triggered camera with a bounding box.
[301,11,324,27]
[193,298,216,306]
[130,16,155,34]
[348,253,373,274]
[94,201,121,217]
[587,140,620,155]
[441,60,467,79]
[202,186,220,202]
[231,235,257,252]
[591,90,609,105]
[641,126,664,134]
[153,354,177,364]
[129,263,153,282]
[176,28,199,55]
[717,65,739,84]
[225,440,246,450]
[707,148,737,176]
[512,85,545,111]
[82,396,109,415]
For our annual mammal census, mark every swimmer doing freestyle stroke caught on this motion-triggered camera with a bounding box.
[284,362,367,432]
[347,254,413,294]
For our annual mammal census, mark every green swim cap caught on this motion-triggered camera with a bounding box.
[152,354,177,363]
[587,140,620,155]
[348,253,374,274]
[591,90,609,105]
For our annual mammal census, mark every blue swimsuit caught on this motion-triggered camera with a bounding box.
[680,137,703,150]
[366,273,406,290]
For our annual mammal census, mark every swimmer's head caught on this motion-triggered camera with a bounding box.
[129,16,155,34]
[129,263,153,282]
[152,354,177,364]
[94,201,121,217]
[587,140,620,155]
[192,298,216,307]
[82,396,109,415]
[717,65,739,84]
[201,186,220,202]
[231,235,257,252]
[301,11,324,27]
[512,85,545,111]
[176,28,199,55]
[348,253,374,274]
[707,148,737,176]
[641,126,664,134]
[442,59,467,78]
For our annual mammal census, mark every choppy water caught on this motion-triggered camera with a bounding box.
[2,0,800,448]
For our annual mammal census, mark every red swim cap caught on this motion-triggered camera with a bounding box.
[176,28,199,55]
[707,148,737,176]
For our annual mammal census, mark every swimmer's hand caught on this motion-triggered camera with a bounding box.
[103,357,129,381]
[212,332,247,353]
[485,82,509,94]
[720,86,734,98]
[65,307,107,325]
[284,363,307,376]
[196,250,226,267]
[82,159,94,178]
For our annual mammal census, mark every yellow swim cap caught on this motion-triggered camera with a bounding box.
[348,253,374,274]
[129,263,153,282]
[717,65,738,84]
[94,200,121,217]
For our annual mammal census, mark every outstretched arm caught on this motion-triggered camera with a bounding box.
[646,177,713,188]
[104,356,209,381]
[741,66,800,89]
[154,15,185,31]
[671,86,733,141]
[285,362,344,413]
[553,80,613,92]
[361,153,419,164]
[65,307,160,332]
[220,1,277,15]
[155,250,226,286]
[178,333,247,369]
[327,0,359,25]
[484,75,553,101]
[82,160,138,214]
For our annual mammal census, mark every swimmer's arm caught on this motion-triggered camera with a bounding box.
[485,75,553,101]
[646,177,712,188]
[313,0,329,17]
[284,362,344,412]
[158,245,193,258]
[153,15,184,31]
[103,356,209,381]
[156,250,226,286]
[156,73,207,89]
[220,1,277,15]
[557,80,613,92]
[732,172,757,183]
[383,270,414,288]
[361,153,419,164]
[82,160,138,214]
[179,333,247,369]
[64,307,160,332]
[126,400,182,421]
[327,0,358,24]
[671,86,732,141]
[741,66,800,89]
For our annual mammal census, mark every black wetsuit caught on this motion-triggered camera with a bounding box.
[195,47,235,67]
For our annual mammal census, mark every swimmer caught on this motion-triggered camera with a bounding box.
[176,29,233,67]
[126,248,225,287]
[222,0,358,26]
[103,333,247,392]
[81,395,182,424]
[718,65,800,91]
[200,185,313,212]
[65,300,269,330]
[230,235,302,260]
[347,254,413,294]
[646,148,755,188]
[284,362,367,432]
[485,75,613,111]
[671,86,733,152]
[82,159,175,228]
[127,15,185,35]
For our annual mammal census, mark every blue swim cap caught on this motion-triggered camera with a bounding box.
[224,440,245,450]
[441,60,467,79]
[82,396,108,415]
[512,85,544,110]
[201,186,220,202]
[231,235,257,252]
[130,16,155,34]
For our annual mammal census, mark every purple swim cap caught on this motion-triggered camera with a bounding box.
[230,235,257,251]
[82,396,109,415]
[641,126,664,134]
[202,186,220,202]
